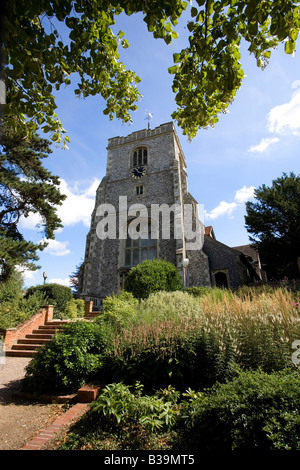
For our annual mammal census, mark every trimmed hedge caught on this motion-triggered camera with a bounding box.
[124,259,182,299]
[176,368,300,450]
[25,283,73,314]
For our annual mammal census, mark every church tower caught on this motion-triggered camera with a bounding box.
[78,122,211,307]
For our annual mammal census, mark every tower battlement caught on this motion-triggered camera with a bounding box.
[107,122,175,148]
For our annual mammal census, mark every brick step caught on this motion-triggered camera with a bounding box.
[84,312,100,320]
[32,328,61,335]
[46,320,70,324]
[10,344,42,351]
[18,338,51,345]
[38,324,65,330]
[6,349,38,357]
[25,333,54,339]
[6,318,71,357]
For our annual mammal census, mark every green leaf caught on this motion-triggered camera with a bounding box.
[207,0,214,16]
[168,65,178,74]
[191,7,198,18]
[121,38,130,48]
[165,22,172,33]
[285,39,295,55]
[173,52,181,63]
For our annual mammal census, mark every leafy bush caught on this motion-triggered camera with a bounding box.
[62,298,85,320]
[98,289,300,391]
[90,382,180,432]
[22,321,108,394]
[75,298,85,317]
[124,259,182,299]
[176,369,300,451]
[24,283,73,315]
[62,299,78,320]
[0,270,24,303]
[184,286,211,297]
[58,370,300,451]
[58,382,180,450]
[0,271,46,329]
[96,291,138,330]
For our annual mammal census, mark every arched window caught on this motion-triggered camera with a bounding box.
[124,221,156,266]
[132,147,148,167]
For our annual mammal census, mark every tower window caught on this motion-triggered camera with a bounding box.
[132,147,148,167]
[136,185,144,195]
[124,222,156,267]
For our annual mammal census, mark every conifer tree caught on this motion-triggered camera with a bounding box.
[245,172,300,280]
[0,119,66,279]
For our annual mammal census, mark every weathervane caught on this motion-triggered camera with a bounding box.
[145,110,153,130]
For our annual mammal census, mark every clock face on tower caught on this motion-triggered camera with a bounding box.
[131,166,146,179]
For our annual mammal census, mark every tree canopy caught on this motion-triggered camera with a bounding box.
[1,0,300,142]
[0,121,65,279]
[245,172,300,280]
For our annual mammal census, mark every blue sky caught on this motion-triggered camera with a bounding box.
[18,9,300,288]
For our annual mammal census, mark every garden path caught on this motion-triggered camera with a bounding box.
[0,357,65,450]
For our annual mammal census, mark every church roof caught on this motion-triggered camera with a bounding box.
[232,244,260,263]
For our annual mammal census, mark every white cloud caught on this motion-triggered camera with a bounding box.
[47,277,72,287]
[234,185,256,203]
[205,185,255,221]
[205,201,238,220]
[248,84,300,154]
[19,177,100,231]
[267,89,300,136]
[57,177,100,227]
[19,212,43,231]
[16,265,37,282]
[43,239,70,256]
[249,137,280,153]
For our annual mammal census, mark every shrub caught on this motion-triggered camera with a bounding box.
[184,286,211,297]
[75,298,85,317]
[0,270,24,303]
[58,382,180,450]
[96,291,138,330]
[176,369,300,450]
[98,289,300,391]
[25,283,73,315]
[22,321,108,394]
[124,259,182,299]
[90,382,180,432]
[0,271,46,329]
